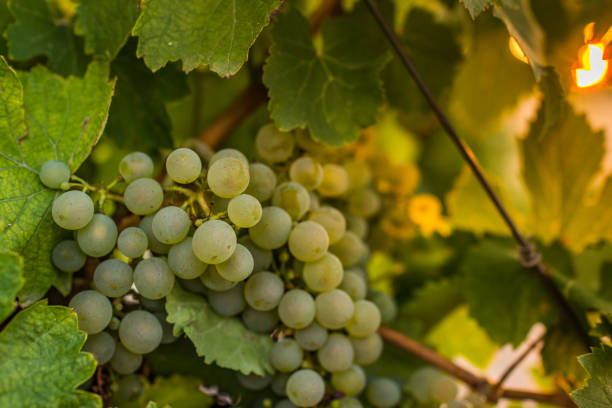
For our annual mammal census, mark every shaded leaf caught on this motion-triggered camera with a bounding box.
[0,250,23,322]
[460,0,519,19]
[571,345,612,408]
[122,375,212,408]
[541,321,587,381]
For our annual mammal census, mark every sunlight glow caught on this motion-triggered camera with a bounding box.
[575,43,608,88]
[508,36,528,64]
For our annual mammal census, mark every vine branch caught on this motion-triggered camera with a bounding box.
[493,330,546,394]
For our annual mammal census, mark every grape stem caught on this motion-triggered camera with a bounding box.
[69,175,124,207]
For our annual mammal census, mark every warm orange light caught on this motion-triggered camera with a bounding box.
[508,36,528,64]
[575,43,608,88]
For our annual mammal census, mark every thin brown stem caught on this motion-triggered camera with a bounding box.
[493,330,546,394]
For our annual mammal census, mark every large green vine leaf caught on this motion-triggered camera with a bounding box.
[165,285,274,376]
[0,251,23,322]
[0,58,115,305]
[571,345,612,408]
[0,301,100,407]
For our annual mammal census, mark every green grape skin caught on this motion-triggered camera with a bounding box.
[207,157,250,198]
[338,397,363,408]
[344,160,372,191]
[308,206,346,244]
[110,343,143,375]
[294,128,326,154]
[303,252,344,292]
[408,367,457,404]
[69,290,113,334]
[329,231,368,268]
[228,194,263,228]
[192,219,237,264]
[168,237,207,279]
[315,289,354,330]
[215,243,254,282]
[309,191,320,212]
[368,290,397,323]
[345,215,368,239]
[114,374,146,403]
[93,259,133,298]
[288,221,329,262]
[152,206,191,245]
[289,156,323,190]
[40,160,70,189]
[77,213,118,257]
[331,365,366,397]
[83,331,116,365]
[139,214,171,254]
[123,177,164,215]
[244,271,284,311]
[242,307,279,333]
[317,164,349,197]
[249,206,292,250]
[236,373,271,390]
[276,399,297,408]
[239,235,272,272]
[286,369,325,407]
[294,322,328,351]
[166,147,202,184]
[255,124,295,164]
[140,296,165,312]
[178,277,208,294]
[430,374,458,404]
[154,312,178,344]
[317,333,354,372]
[351,333,383,365]
[52,240,86,273]
[117,227,148,258]
[208,284,246,317]
[347,188,381,218]
[133,257,175,300]
[271,373,289,396]
[200,266,236,291]
[270,338,303,372]
[52,190,94,230]
[272,182,311,220]
[245,163,277,202]
[346,299,381,338]
[209,148,248,167]
[366,378,401,408]
[119,152,154,183]
[109,316,121,331]
[340,270,367,301]
[278,289,315,329]
[119,310,163,354]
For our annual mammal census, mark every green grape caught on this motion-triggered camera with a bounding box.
[119,310,163,354]
[244,271,284,311]
[255,124,295,164]
[209,148,248,167]
[52,190,94,230]
[152,206,191,244]
[207,157,250,198]
[110,343,143,375]
[340,270,367,301]
[215,244,254,282]
[117,227,148,258]
[329,231,368,268]
[165,147,202,184]
[228,194,262,228]
[294,128,327,155]
[245,163,277,202]
[344,160,372,191]
[272,182,310,220]
[368,290,397,323]
[276,399,297,408]
[347,188,381,218]
[408,367,456,404]
[178,277,208,294]
[286,369,325,407]
[337,397,363,408]
[249,206,292,249]
[309,191,320,212]
[303,252,344,292]
[242,307,279,333]
[140,297,165,312]
[52,240,86,273]
[83,331,115,365]
[134,257,175,299]
[239,235,272,272]
[109,316,121,331]
[308,206,346,244]
[77,213,118,257]
[154,312,178,344]
[315,289,354,330]
[192,219,237,264]
[464,394,488,408]
[430,374,458,404]
[317,333,354,372]
[270,338,303,372]
[200,266,236,291]
[208,284,246,317]
[237,373,271,390]
[294,322,328,351]
[289,156,323,190]
[366,378,401,408]
[317,164,349,197]
[278,289,315,329]
[114,374,146,402]
[40,160,70,189]
[288,221,329,262]
[331,365,366,396]
[351,333,383,365]
[168,237,207,279]
[69,290,113,334]
[271,373,289,396]
[123,177,164,215]
[346,300,381,338]
[139,214,171,254]
[93,259,133,298]
[119,152,154,183]
[345,215,368,239]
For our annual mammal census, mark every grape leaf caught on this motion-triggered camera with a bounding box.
[0,301,100,408]
[541,321,587,380]
[132,0,281,76]
[460,0,519,19]
[0,251,23,322]
[263,7,391,145]
[0,1,13,56]
[571,345,612,408]
[165,285,274,376]
[121,375,212,408]
[0,58,115,305]
[74,0,140,58]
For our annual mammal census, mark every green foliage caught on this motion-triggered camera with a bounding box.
[571,345,612,408]
[0,251,23,322]
[460,0,519,19]
[121,375,212,408]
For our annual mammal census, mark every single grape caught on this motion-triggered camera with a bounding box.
[294,322,328,351]
[93,259,133,298]
[123,178,164,215]
[345,215,368,239]
[430,374,458,404]
[109,316,121,331]
[278,289,315,329]
[331,365,366,396]
[337,397,363,408]
[329,231,368,268]
[288,221,329,262]
[52,240,86,273]
[308,206,346,244]
[151,205,191,245]
[286,369,325,407]
[315,289,354,330]
[140,297,165,312]
[207,157,250,198]
[317,164,349,197]
[168,237,207,279]
[271,373,290,396]
[119,152,154,183]
[178,277,208,294]
[344,160,372,190]
[228,194,262,228]
[166,147,202,184]
[119,310,163,354]
[77,213,118,257]
[346,299,381,338]
[200,266,236,291]
[209,148,248,167]
[351,333,383,365]
[270,338,303,372]
[244,271,284,311]
[245,163,277,202]
[272,182,310,220]
[255,124,295,164]
[303,252,344,292]
[368,290,397,323]
[83,331,116,365]
[242,307,279,333]
[117,227,148,258]
[239,235,272,272]
[408,367,457,404]
[154,312,178,344]
[110,343,143,375]
[40,160,70,189]
[347,188,381,218]
[114,374,146,402]
[139,214,171,254]
[236,373,271,390]
[52,190,94,230]
[317,333,354,372]
[215,244,254,282]
[340,270,367,301]
[249,206,292,250]
[289,156,323,191]
[133,257,175,299]
[366,378,401,408]
[69,290,113,334]
[192,220,237,264]
[208,284,246,317]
